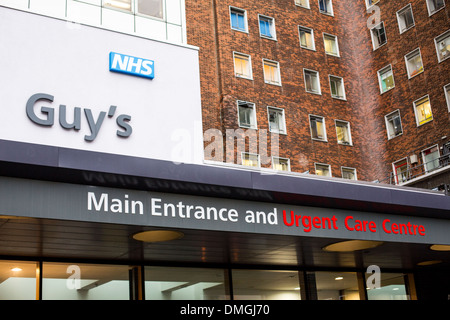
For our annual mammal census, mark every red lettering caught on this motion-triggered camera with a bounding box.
[382,219,391,234]
[345,216,354,231]
[382,219,426,236]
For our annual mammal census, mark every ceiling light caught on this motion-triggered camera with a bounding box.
[430,244,450,251]
[322,240,383,252]
[335,276,344,280]
[294,287,301,290]
[11,267,22,272]
[132,230,184,243]
[417,260,443,266]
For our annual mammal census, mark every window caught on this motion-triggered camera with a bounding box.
[304,69,321,94]
[263,59,281,85]
[233,52,252,79]
[310,115,327,141]
[435,30,450,63]
[259,15,276,40]
[366,273,409,300]
[299,26,315,50]
[319,0,333,15]
[268,107,287,134]
[377,65,395,94]
[426,0,445,15]
[315,163,331,177]
[422,145,440,173]
[329,75,346,99]
[241,152,260,167]
[405,48,424,79]
[335,120,352,145]
[237,101,257,129]
[385,110,403,140]
[445,83,450,112]
[230,7,247,32]
[273,157,290,171]
[295,0,310,9]
[323,33,339,56]
[396,4,415,34]
[371,22,387,50]
[365,0,380,9]
[413,95,433,126]
[341,167,357,180]
[103,0,164,19]
[393,158,409,184]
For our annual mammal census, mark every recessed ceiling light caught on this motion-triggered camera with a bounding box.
[132,230,184,243]
[335,276,344,280]
[417,260,443,266]
[11,267,22,272]
[294,287,301,290]
[322,240,383,252]
[430,244,450,251]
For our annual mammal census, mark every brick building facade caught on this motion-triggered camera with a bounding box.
[186,0,450,187]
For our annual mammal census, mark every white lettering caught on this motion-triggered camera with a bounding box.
[112,53,129,70]
[87,192,108,211]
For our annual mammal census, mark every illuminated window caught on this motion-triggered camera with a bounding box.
[263,59,281,85]
[304,69,321,94]
[268,107,286,134]
[435,30,450,63]
[315,163,331,177]
[242,153,260,167]
[371,22,387,50]
[377,65,395,94]
[385,110,403,140]
[310,115,327,141]
[237,101,257,129]
[299,26,315,50]
[342,167,357,180]
[233,52,252,79]
[413,95,433,126]
[405,48,424,79]
[273,157,290,171]
[323,33,339,56]
[335,120,352,145]
[397,4,415,34]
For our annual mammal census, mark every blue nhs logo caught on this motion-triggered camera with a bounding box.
[109,52,154,79]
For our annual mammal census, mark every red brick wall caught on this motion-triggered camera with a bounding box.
[186,0,450,183]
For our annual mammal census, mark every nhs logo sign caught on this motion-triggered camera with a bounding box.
[109,52,155,79]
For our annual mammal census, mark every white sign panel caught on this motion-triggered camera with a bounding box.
[0,7,203,165]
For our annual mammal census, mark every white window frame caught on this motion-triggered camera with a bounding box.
[341,167,357,180]
[309,115,327,142]
[241,152,260,168]
[413,94,433,126]
[434,29,450,63]
[299,26,316,51]
[384,109,403,140]
[396,4,415,34]
[233,52,253,80]
[426,0,446,16]
[304,68,321,95]
[103,0,165,20]
[404,48,424,79]
[272,156,291,171]
[335,120,352,146]
[315,163,332,177]
[237,100,257,129]
[444,83,450,113]
[318,0,334,16]
[377,64,395,94]
[262,59,282,86]
[365,0,380,10]
[421,144,440,173]
[323,33,340,57]
[295,0,311,9]
[370,21,387,50]
[258,14,277,40]
[267,106,287,134]
[329,75,346,100]
[229,6,248,33]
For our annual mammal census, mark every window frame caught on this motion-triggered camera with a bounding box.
[103,0,165,20]
[396,4,415,34]
[341,167,357,180]
[241,152,260,168]
[335,119,352,146]
[272,156,291,171]
[318,0,334,16]
[309,114,327,142]
[323,33,340,57]
[370,21,387,50]
[229,6,248,33]
[258,14,277,40]
[421,144,440,173]
[233,52,253,80]
[267,106,287,135]
[135,0,165,20]
[426,0,446,16]
[392,158,410,184]
[304,68,321,95]
[262,59,282,86]
[295,0,311,9]
[444,83,450,113]
[365,0,380,10]
[315,163,332,177]
[384,109,403,140]
[237,100,258,130]
[404,48,424,79]
[434,29,450,63]
[298,26,316,51]
[377,64,395,94]
[329,75,346,100]
[413,94,433,126]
